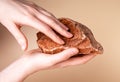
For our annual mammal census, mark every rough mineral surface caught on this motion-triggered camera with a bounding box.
[37,18,103,55]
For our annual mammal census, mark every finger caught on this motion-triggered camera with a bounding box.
[3,21,28,50]
[34,10,73,38]
[17,1,68,30]
[49,48,79,65]
[38,9,69,30]
[53,54,95,68]
[22,17,65,44]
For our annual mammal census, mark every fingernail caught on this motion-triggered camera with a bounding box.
[67,32,73,38]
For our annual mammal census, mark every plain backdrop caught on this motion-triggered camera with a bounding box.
[0,0,120,82]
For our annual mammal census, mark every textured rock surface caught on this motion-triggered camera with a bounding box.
[37,18,103,55]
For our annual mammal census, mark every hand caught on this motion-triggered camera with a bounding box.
[0,48,95,82]
[0,0,72,50]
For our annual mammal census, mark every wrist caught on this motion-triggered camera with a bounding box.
[0,57,31,82]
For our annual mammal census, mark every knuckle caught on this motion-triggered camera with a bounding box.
[27,15,35,19]
[23,14,35,22]
[48,18,57,26]
[42,27,51,33]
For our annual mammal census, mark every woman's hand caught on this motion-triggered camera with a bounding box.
[0,0,72,50]
[0,48,95,82]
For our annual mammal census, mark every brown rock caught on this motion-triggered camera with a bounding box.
[37,18,103,55]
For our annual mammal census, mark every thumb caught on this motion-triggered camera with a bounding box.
[3,22,28,50]
[50,48,79,65]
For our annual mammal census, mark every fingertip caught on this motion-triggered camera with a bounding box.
[50,33,65,45]
[60,48,79,57]
[21,45,26,51]
[66,32,73,38]
[21,42,27,51]
[64,26,69,30]
[68,48,79,54]
[60,24,69,31]
[18,39,28,51]
[22,45,28,51]
[58,39,65,44]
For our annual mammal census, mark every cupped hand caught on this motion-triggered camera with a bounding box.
[0,0,72,50]
[20,48,95,81]
[23,48,95,71]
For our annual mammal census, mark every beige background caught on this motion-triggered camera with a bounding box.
[0,0,120,82]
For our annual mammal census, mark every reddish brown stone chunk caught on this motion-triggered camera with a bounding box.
[37,18,103,55]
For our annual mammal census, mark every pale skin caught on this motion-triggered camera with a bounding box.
[0,0,96,82]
